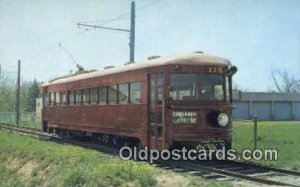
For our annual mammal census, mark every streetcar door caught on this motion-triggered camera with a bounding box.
[148,73,165,150]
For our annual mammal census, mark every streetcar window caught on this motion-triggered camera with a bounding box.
[157,87,163,101]
[157,77,164,102]
[59,92,63,105]
[200,74,224,101]
[226,77,230,101]
[42,94,45,107]
[68,91,75,105]
[51,92,55,106]
[169,74,198,100]
[46,93,50,106]
[118,83,129,103]
[99,86,107,104]
[61,92,66,105]
[130,82,141,103]
[82,89,90,105]
[108,85,117,103]
[75,90,81,105]
[55,92,60,105]
[90,88,98,104]
[157,77,163,86]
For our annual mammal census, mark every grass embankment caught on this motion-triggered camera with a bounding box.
[0,129,229,187]
[0,129,156,187]
[232,121,300,170]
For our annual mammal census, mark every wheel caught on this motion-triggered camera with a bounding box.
[224,140,232,150]
[42,122,48,132]
[48,128,54,134]
[137,141,144,150]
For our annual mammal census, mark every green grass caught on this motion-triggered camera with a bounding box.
[0,129,230,187]
[2,119,298,186]
[0,129,156,187]
[232,121,300,170]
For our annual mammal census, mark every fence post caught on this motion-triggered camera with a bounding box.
[253,115,258,150]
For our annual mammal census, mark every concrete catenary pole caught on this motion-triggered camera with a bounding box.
[129,1,135,62]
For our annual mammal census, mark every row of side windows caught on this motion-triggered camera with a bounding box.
[45,82,141,106]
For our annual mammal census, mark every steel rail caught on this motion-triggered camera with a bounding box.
[224,160,300,177]
[0,123,58,140]
[162,160,300,187]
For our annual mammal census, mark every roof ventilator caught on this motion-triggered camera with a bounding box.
[148,55,161,60]
[104,66,115,70]
[124,61,135,66]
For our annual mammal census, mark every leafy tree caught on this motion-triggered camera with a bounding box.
[25,79,40,112]
[0,72,16,112]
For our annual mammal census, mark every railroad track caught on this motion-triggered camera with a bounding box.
[0,123,117,154]
[1,123,300,186]
[157,160,300,186]
[0,123,58,140]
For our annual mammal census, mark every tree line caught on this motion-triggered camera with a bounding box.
[0,71,40,113]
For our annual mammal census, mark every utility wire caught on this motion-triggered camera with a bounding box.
[136,0,162,11]
[99,16,131,25]
[79,0,163,26]
[79,12,130,25]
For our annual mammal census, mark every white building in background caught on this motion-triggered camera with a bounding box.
[36,98,42,116]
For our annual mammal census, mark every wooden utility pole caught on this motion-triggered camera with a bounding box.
[77,1,136,62]
[16,60,21,125]
[129,1,135,62]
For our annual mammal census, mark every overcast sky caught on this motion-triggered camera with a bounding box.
[0,0,299,91]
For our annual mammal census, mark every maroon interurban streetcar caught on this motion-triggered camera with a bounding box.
[41,52,237,150]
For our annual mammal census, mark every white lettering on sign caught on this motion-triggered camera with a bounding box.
[172,111,197,124]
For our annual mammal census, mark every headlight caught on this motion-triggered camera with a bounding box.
[217,113,229,127]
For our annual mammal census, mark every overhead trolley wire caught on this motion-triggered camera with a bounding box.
[78,0,163,27]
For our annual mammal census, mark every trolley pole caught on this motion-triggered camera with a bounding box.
[253,115,258,150]
[16,60,21,125]
[129,1,135,62]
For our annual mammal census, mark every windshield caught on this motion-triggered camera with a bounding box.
[169,74,225,101]
[169,74,198,100]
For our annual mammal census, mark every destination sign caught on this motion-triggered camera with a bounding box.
[172,111,197,124]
